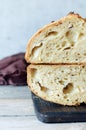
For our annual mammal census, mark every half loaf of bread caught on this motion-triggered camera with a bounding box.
[27,65,86,106]
[25,13,86,64]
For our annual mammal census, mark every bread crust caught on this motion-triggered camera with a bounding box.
[25,13,86,63]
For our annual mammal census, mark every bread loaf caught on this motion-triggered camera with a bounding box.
[27,64,86,106]
[25,13,86,106]
[25,13,86,64]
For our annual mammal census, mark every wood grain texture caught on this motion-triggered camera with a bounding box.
[0,86,30,99]
[0,86,35,116]
[0,117,86,130]
[0,86,86,130]
[0,99,35,116]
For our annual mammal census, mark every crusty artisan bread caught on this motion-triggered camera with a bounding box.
[26,13,86,106]
[27,64,86,106]
[25,13,86,64]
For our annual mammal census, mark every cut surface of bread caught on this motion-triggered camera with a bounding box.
[27,64,86,106]
[25,13,86,64]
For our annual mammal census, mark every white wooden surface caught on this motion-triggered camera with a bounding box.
[0,86,86,130]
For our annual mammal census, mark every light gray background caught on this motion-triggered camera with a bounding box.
[0,0,86,59]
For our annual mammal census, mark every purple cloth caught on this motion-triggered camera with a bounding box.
[0,53,27,86]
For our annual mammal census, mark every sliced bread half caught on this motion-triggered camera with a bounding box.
[25,13,86,64]
[27,64,86,106]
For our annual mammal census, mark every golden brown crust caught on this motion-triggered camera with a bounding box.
[27,65,32,90]
[25,13,86,63]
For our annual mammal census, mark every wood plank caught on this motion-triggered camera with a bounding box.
[0,117,86,130]
[0,86,30,99]
[0,86,35,117]
[0,99,35,116]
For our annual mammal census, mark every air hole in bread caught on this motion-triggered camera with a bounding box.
[78,33,84,39]
[68,24,73,29]
[59,80,64,85]
[45,31,58,37]
[41,86,48,92]
[66,30,78,42]
[62,41,66,47]
[71,42,74,47]
[64,47,71,50]
[64,95,67,99]
[31,43,43,57]
[75,59,78,61]
[66,31,70,37]
[37,82,48,92]
[31,68,37,77]
[56,45,62,50]
[63,83,73,94]
[82,66,85,68]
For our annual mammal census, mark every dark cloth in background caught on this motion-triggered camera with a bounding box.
[0,53,27,86]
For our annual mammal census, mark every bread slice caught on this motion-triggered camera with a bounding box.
[27,64,86,106]
[25,13,86,64]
